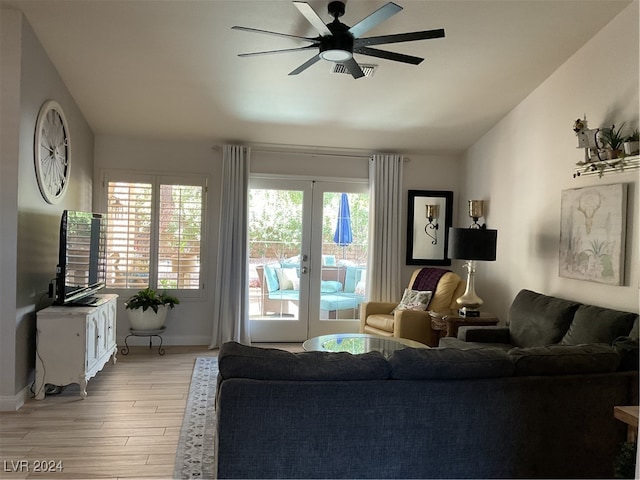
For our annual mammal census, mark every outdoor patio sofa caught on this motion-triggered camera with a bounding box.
[256,260,365,319]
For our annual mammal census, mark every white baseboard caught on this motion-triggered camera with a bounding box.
[0,384,30,411]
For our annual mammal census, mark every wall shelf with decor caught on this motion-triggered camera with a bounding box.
[573,155,639,178]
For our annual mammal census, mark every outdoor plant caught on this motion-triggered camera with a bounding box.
[601,123,626,151]
[613,441,636,478]
[125,287,180,313]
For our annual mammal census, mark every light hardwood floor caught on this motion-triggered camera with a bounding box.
[1,344,300,480]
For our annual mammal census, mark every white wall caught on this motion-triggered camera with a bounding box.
[464,1,639,321]
[0,9,95,410]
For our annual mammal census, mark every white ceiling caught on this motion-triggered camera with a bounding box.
[3,0,632,154]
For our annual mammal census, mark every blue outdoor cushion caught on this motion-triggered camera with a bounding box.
[263,265,280,292]
[321,280,343,293]
[319,293,363,312]
[344,266,365,293]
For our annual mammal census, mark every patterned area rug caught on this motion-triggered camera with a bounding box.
[174,356,218,479]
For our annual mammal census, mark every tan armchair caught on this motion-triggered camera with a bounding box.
[359,268,465,347]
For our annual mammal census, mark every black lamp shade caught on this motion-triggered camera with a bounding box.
[447,228,497,261]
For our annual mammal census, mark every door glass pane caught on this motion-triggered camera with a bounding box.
[318,191,368,321]
[248,188,303,320]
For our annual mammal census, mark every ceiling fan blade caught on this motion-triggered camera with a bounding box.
[348,2,403,39]
[289,54,322,75]
[356,28,445,47]
[354,46,423,65]
[293,2,332,37]
[239,45,318,57]
[232,25,318,43]
[343,58,365,79]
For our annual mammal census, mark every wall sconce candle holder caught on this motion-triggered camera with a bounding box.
[424,204,440,244]
[468,200,486,229]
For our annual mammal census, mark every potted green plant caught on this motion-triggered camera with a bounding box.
[125,287,180,331]
[600,123,626,159]
[623,127,639,156]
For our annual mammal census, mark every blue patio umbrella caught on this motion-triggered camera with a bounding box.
[333,193,353,257]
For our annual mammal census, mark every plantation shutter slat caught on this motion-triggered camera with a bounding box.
[157,184,203,289]
[106,182,153,288]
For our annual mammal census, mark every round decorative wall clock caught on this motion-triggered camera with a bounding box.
[34,100,70,204]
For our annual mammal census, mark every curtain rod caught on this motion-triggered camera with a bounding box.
[212,143,409,160]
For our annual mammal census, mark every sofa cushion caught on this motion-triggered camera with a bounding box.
[457,325,511,344]
[508,290,580,347]
[439,337,513,351]
[629,316,639,340]
[560,305,638,346]
[366,314,395,332]
[218,342,391,381]
[389,347,514,379]
[508,344,621,376]
[612,337,640,371]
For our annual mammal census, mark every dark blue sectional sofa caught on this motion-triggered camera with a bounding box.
[214,291,639,479]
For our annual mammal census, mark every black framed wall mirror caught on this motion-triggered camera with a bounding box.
[406,190,453,265]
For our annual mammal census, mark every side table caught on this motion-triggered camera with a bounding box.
[428,310,499,345]
[614,406,639,443]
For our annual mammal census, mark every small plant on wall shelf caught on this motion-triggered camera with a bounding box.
[623,127,639,156]
[573,118,640,178]
[600,123,626,159]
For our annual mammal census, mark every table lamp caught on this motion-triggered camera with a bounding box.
[447,227,497,317]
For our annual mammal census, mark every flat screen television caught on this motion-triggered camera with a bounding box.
[54,210,108,306]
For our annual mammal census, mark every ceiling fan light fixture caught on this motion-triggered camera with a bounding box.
[320,49,352,62]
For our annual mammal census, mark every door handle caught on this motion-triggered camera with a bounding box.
[301,266,308,274]
[301,254,308,262]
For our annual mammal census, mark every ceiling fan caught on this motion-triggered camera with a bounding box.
[232,1,445,79]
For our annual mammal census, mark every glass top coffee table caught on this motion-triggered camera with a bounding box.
[302,333,427,357]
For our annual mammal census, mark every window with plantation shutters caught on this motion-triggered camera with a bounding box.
[106,181,153,289]
[103,172,205,293]
[157,184,203,289]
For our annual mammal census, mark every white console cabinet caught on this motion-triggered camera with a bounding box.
[35,294,118,400]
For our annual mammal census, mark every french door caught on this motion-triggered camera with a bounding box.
[248,177,369,342]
